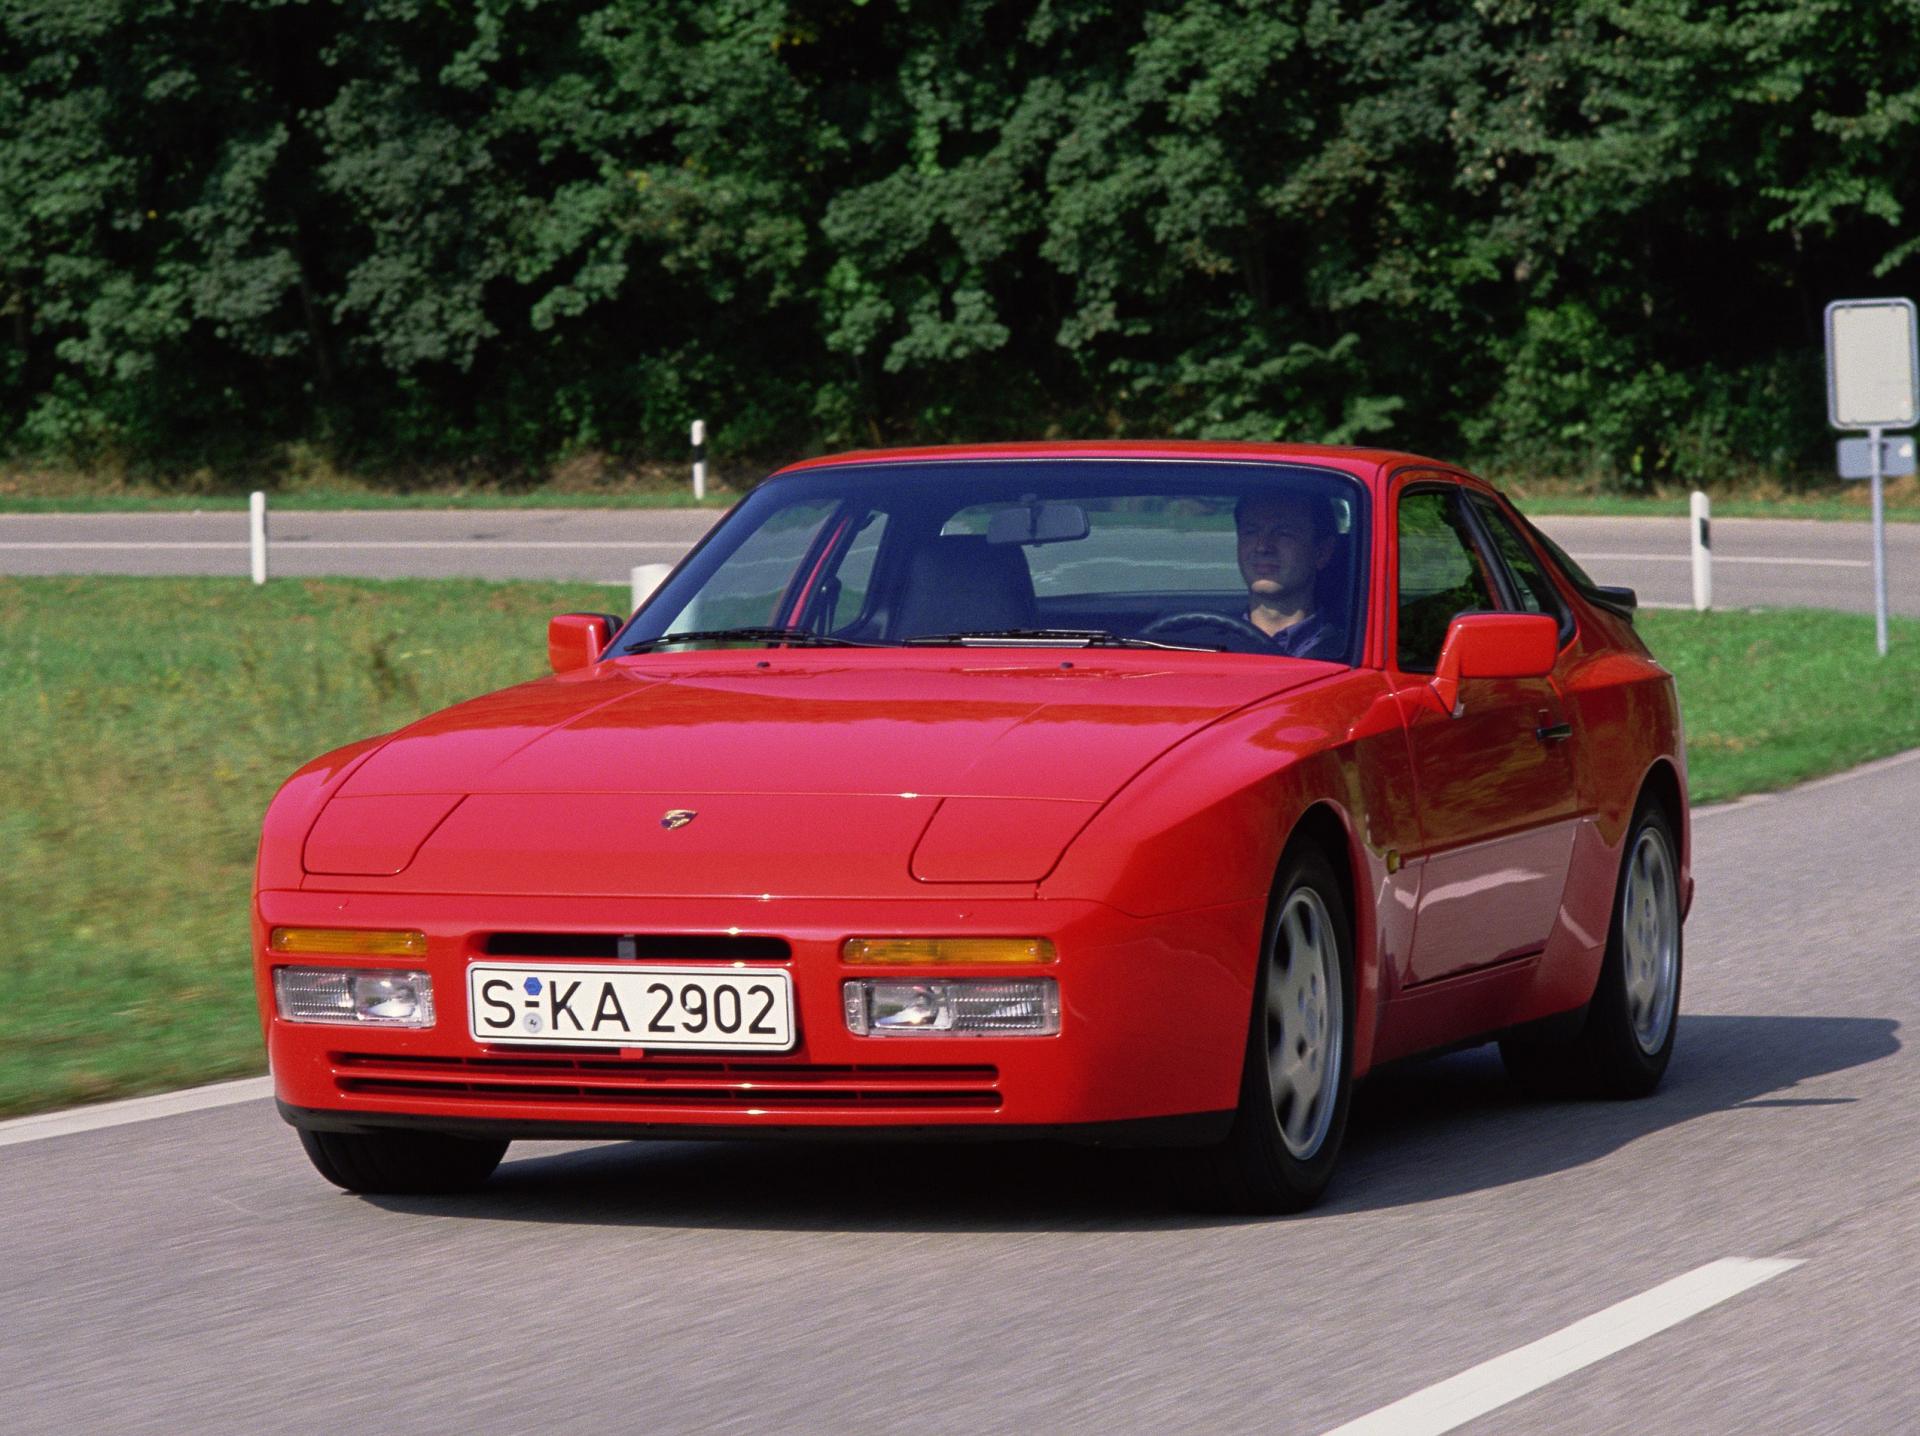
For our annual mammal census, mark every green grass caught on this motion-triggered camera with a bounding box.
[0,576,609,1118]
[2,581,1915,1117]
[1637,608,1920,804]
[1515,492,1920,523]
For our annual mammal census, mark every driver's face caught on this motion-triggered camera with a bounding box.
[1236,496,1327,600]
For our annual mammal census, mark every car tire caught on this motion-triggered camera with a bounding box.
[1184,846,1356,1214]
[1500,801,1682,1099]
[297,1128,509,1195]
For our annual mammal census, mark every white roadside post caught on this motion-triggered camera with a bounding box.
[1689,490,1711,611]
[691,418,707,501]
[1826,297,1916,656]
[630,562,672,614]
[249,490,268,585]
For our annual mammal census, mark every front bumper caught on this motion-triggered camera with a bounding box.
[256,890,1263,1137]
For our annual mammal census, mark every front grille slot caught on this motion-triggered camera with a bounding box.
[483,932,792,961]
[331,1053,1001,1112]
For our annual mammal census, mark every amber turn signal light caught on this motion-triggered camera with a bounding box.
[269,927,428,957]
[841,937,1056,965]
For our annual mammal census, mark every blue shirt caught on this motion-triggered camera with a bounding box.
[1254,610,1340,660]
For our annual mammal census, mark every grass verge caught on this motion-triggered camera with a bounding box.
[5,471,1918,521]
[1637,608,1920,803]
[0,576,609,1119]
[3,581,1915,1118]
[1517,493,1920,522]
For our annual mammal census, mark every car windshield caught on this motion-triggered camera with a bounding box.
[615,458,1369,662]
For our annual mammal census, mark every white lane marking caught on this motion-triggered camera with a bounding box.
[1568,551,1870,568]
[0,540,687,550]
[1320,1257,1803,1436]
[0,1076,273,1148]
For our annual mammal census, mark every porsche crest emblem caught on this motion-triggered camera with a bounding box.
[660,809,697,830]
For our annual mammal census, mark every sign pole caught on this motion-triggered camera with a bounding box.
[1869,425,1889,656]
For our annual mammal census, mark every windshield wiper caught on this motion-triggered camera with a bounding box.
[624,626,875,650]
[904,627,1215,651]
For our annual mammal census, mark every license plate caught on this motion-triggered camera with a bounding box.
[468,963,796,1051]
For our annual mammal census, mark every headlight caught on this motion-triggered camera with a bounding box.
[273,967,436,1028]
[842,979,1059,1036]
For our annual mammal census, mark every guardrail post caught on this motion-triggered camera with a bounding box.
[631,563,672,614]
[249,491,268,585]
[1689,490,1711,611]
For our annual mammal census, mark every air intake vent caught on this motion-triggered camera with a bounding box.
[483,932,792,961]
[331,1053,1000,1112]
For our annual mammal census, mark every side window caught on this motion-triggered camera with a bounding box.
[1396,488,1497,673]
[664,499,838,634]
[1468,494,1572,641]
[825,511,889,631]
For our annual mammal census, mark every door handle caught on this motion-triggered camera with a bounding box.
[1535,722,1573,743]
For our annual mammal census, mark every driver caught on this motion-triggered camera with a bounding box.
[1234,491,1340,658]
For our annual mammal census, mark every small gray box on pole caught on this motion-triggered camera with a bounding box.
[1836,435,1916,479]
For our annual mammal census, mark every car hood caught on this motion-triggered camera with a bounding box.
[303,652,1336,896]
[338,653,1332,802]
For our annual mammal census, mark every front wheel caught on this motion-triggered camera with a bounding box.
[1184,847,1355,1214]
[297,1127,509,1195]
[1501,802,1683,1098]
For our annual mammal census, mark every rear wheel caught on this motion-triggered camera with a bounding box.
[1501,801,1682,1098]
[297,1128,509,1195]
[1185,847,1355,1214]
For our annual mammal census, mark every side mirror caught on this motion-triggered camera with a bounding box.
[1431,612,1559,715]
[548,613,620,673]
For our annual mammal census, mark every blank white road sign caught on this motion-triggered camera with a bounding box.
[1827,298,1918,429]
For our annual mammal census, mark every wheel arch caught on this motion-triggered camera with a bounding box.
[1277,798,1381,1077]
[1636,756,1690,915]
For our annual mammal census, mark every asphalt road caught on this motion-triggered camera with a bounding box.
[4,750,1916,1435]
[1,508,1914,616]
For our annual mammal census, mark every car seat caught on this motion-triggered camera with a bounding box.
[890,535,1037,638]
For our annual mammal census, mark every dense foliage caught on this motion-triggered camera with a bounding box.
[4,0,1919,487]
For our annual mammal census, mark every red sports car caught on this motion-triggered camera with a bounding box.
[254,443,1688,1211]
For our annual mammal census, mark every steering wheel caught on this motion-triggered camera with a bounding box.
[1139,611,1271,645]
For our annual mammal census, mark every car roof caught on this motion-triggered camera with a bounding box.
[768,440,1456,490]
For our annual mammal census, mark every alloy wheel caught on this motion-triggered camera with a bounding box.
[1266,887,1345,1159]
[1622,824,1680,1055]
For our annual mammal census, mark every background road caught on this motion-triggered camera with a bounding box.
[1,508,1914,616]
[3,750,1915,1434]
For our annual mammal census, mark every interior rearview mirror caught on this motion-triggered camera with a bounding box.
[1431,612,1559,715]
[548,613,620,673]
[986,501,1090,546]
